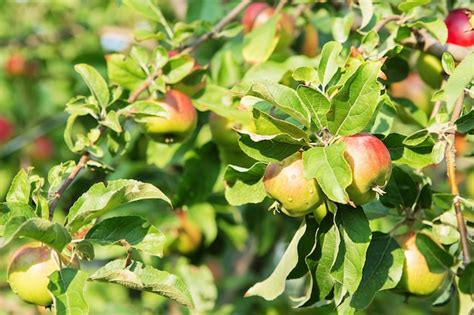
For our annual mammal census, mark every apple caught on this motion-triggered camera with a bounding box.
[263,153,324,217]
[454,132,469,157]
[141,89,197,144]
[27,136,55,162]
[390,72,433,114]
[297,23,319,58]
[445,9,474,47]
[172,211,202,255]
[242,2,294,50]
[342,133,392,205]
[7,244,79,306]
[396,232,447,296]
[4,54,27,76]
[0,116,14,143]
[416,53,443,89]
[312,202,327,223]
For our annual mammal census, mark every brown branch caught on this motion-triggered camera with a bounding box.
[181,0,251,54]
[401,29,472,62]
[275,0,288,13]
[292,3,308,20]
[445,94,471,265]
[48,153,90,220]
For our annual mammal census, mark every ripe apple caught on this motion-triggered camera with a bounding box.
[0,116,14,143]
[297,23,319,58]
[445,9,474,47]
[27,136,55,162]
[7,244,79,306]
[141,89,197,144]
[416,53,443,89]
[390,72,433,114]
[242,2,294,50]
[263,153,324,217]
[342,133,392,205]
[396,232,447,296]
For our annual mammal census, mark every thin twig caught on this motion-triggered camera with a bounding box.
[374,15,401,32]
[445,94,471,265]
[292,3,308,19]
[181,0,251,54]
[275,0,288,13]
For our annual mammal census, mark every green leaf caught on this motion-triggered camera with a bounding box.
[224,163,267,206]
[187,203,217,246]
[318,41,343,88]
[0,202,36,235]
[316,214,340,300]
[292,67,319,85]
[415,233,454,273]
[252,108,308,140]
[445,52,474,113]
[163,55,195,84]
[358,0,373,29]
[2,217,71,252]
[245,219,309,300]
[123,0,172,37]
[249,81,310,127]
[6,169,31,204]
[107,54,147,91]
[123,100,168,120]
[174,143,221,207]
[380,166,418,209]
[331,206,372,295]
[74,64,110,109]
[303,143,352,204]
[455,110,474,134]
[459,262,474,294]
[297,86,331,130]
[85,216,165,257]
[332,14,353,43]
[398,0,430,12]
[66,180,171,233]
[383,133,434,168]
[48,269,89,315]
[101,110,122,133]
[243,14,279,64]
[442,52,455,76]
[350,232,404,309]
[89,259,193,308]
[409,17,447,44]
[176,260,217,312]
[238,134,301,163]
[327,61,382,136]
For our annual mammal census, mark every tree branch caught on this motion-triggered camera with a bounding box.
[181,0,251,54]
[445,94,471,265]
[373,15,401,32]
[401,29,472,62]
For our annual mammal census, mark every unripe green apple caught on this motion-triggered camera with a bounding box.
[242,2,294,50]
[141,90,197,144]
[342,133,392,205]
[396,232,447,296]
[416,53,443,89]
[390,72,432,114]
[312,203,327,223]
[263,153,324,217]
[7,244,79,306]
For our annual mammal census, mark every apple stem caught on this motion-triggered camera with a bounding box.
[445,94,471,265]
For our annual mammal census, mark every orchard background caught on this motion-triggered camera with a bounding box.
[0,0,473,314]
